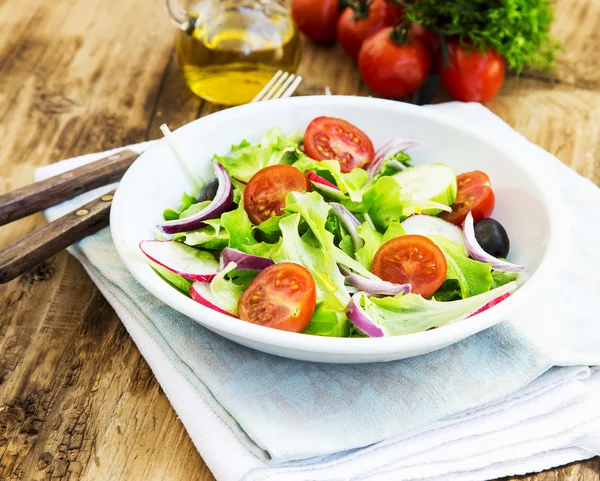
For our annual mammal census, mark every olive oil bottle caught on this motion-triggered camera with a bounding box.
[168,0,301,106]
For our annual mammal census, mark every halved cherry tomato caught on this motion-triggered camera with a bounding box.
[337,0,390,61]
[238,262,317,332]
[304,116,375,173]
[440,171,495,225]
[371,235,447,297]
[291,0,340,45]
[244,165,310,225]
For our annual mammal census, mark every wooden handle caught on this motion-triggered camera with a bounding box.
[0,149,138,226]
[0,192,115,284]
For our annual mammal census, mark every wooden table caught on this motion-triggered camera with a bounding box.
[0,0,599,479]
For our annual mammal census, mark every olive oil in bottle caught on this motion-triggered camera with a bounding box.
[176,1,301,105]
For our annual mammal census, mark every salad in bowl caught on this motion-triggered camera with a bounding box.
[139,115,525,339]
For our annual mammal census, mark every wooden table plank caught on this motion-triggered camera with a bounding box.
[0,0,598,480]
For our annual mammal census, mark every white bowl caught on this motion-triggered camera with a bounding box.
[111,96,565,363]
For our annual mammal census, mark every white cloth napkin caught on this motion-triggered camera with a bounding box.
[34,103,600,481]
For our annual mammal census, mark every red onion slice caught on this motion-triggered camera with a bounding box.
[339,266,411,297]
[190,282,237,317]
[140,240,218,282]
[330,202,364,251]
[367,138,418,178]
[219,247,274,271]
[463,212,525,273]
[307,171,345,199]
[158,162,233,235]
[346,292,385,337]
[466,292,510,318]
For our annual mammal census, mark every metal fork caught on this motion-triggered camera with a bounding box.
[250,70,303,103]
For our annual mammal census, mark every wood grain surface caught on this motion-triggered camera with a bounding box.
[0,0,598,480]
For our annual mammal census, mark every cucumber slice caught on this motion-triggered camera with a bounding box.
[402,214,467,254]
[393,163,457,215]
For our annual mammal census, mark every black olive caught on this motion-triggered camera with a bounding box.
[474,218,510,258]
[196,178,219,202]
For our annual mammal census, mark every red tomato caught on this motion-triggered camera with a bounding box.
[291,0,340,45]
[238,263,317,332]
[372,235,447,298]
[358,27,431,99]
[243,165,310,225]
[440,171,496,225]
[304,116,375,173]
[384,1,404,25]
[337,0,390,61]
[409,23,440,72]
[440,43,506,103]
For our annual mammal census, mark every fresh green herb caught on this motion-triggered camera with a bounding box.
[404,0,558,72]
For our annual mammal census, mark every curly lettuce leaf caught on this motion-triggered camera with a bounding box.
[431,235,493,299]
[179,200,211,219]
[355,222,383,270]
[220,201,258,252]
[303,303,351,337]
[163,191,197,221]
[292,156,368,201]
[356,281,517,336]
[214,127,303,182]
[183,219,229,250]
[491,270,519,289]
[369,152,413,184]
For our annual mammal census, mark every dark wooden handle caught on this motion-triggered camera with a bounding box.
[0,149,138,226]
[0,191,115,284]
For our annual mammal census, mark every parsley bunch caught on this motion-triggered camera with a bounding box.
[402,0,558,73]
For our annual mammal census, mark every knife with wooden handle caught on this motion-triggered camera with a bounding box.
[0,191,116,284]
[0,149,138,226]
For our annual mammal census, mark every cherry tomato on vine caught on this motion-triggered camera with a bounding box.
[439,42,506,103]
[337,0,390,61]
[371,235,447,298]
[440,171,496,225]
[291,0,340,45]
[304,116,375,173]
[244,165,310,225]
[358,26,431,99]
[238,263,317,332]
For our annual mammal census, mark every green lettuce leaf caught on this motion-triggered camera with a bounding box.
[431,235,493,299]
[163,191,197,221]
[220,201,258,252]
[179,200,211,219]
[338,235,355,258]
[382,221,406,243]
[356,281,517,336]
[355,222,383,270]
[209,262,245,315]
[303,303,351,337]
[292,156,368,201]
[214,127,303,182]
[370,152,413,184]
[491,270,519,289]
[183,219,229,250]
